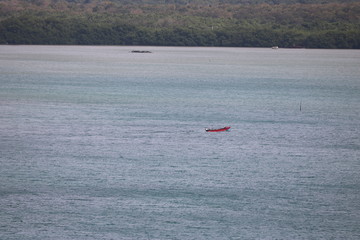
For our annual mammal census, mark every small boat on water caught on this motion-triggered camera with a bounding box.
[205,126,231,132]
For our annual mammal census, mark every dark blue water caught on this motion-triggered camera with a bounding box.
[1,46,359,239]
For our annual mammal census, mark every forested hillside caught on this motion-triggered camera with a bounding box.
[1,0,359,48]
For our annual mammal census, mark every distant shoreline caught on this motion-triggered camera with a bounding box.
[2,44,359,50]
[1,1,359,49]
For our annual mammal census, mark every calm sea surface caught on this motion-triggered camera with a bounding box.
[1,46,359,239]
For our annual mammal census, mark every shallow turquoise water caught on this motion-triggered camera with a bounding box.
[1,46,360,239]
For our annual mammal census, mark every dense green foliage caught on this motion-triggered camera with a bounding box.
[0,0,360,48]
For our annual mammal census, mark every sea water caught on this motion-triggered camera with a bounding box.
[0,46,359,239]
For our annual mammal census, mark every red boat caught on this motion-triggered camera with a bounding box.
[205,126,231,132]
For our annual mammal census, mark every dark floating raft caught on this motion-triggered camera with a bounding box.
[131,50,152,53]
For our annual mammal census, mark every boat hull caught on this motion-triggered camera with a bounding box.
[205,126,231,132]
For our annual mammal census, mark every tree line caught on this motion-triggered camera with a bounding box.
[0,0,359,48]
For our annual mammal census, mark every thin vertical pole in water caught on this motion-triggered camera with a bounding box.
[300,101,302,112]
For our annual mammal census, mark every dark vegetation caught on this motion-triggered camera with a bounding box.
[1,0,360,48]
